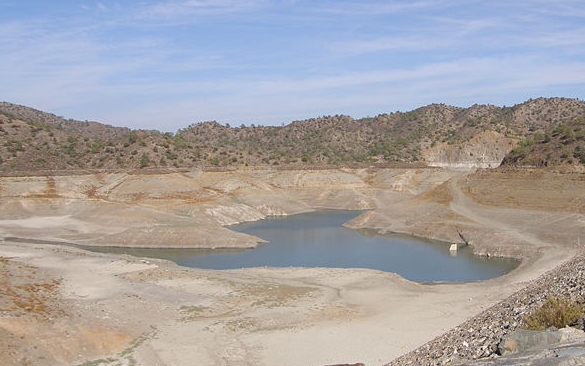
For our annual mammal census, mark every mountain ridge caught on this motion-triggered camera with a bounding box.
[1,98,584,174]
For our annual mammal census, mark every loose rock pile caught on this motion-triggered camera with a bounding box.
[461,337,585,365]
[386,250,585,366]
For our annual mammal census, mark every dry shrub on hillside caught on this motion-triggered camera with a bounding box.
[523,296,584,330]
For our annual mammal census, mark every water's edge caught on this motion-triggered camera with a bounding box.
[84,210,518,283]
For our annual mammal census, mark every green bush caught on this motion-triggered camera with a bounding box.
[523,296,584,330]
[139,153,150,168]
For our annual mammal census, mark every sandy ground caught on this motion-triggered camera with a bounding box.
[0,167,584,366]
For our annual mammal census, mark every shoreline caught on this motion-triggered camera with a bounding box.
[1,167,583,365]
[388,248,585,365]
[0,236,573,366]
[3,209,524,284]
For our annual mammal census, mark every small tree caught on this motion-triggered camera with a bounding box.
[127,131,138,144]
[139,153,150,168]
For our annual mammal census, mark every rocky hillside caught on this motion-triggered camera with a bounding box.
[1,98,584,174]
[502,114,585,167]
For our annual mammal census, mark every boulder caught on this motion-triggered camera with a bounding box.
[498,327,585,355]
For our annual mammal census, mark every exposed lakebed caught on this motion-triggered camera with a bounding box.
[89,210,518,282]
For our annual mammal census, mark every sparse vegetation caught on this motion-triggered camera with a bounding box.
[139,153,150,168]
[0,97,584,173]
[504,114,585,167]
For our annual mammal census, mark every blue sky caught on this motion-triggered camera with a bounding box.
[1,1,584,131]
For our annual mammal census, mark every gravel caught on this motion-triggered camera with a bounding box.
[386,250,585,366]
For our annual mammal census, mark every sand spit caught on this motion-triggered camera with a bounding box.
[0,167,584,365]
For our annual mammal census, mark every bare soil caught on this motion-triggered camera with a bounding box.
[0,167,583,365]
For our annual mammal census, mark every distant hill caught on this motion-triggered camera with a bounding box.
[1,98,584,175]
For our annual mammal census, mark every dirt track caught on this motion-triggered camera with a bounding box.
[0,167,584,365]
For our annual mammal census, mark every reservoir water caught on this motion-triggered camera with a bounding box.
[90,210,518,282]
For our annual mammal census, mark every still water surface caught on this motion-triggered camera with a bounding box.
[89,210,518,282]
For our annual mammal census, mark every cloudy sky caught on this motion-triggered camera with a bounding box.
[1,1,584,131]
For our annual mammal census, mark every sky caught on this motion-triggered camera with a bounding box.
[1,1,585,131]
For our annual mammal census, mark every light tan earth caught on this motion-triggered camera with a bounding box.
[0,167,584,366]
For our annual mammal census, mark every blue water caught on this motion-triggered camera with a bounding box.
[88,210,518,282]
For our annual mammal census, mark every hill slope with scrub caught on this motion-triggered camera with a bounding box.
[1,97,584,174]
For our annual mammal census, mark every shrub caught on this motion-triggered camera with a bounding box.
[139,153,150,168]
[5,139,24,153]
[523,296,584,330]
[127,131,138,144]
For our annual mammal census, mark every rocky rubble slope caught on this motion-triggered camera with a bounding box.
[461,328,585,365]
[387,249,585,366]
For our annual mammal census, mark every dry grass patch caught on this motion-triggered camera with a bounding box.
[0,258,65,319]
[235,282,315,308]
[523,296,584,330]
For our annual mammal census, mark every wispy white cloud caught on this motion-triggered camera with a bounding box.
[519,28,585,49]
[80,51,585,128]
[315,0,446,15]
[328,34,454,56]
[141,0,267,18]
[1,0,584,130]
[97,2,109,12]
